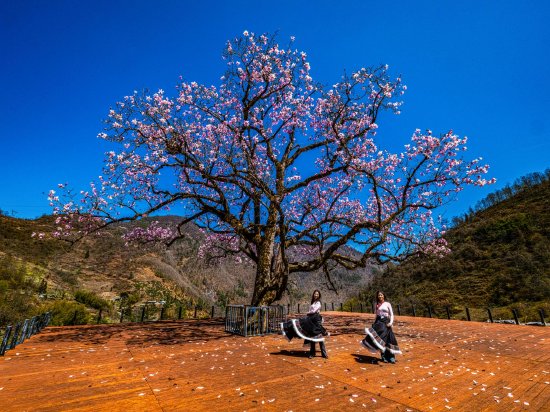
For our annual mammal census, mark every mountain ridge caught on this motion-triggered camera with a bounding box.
[356,171,550,309]
[0,213,374,325]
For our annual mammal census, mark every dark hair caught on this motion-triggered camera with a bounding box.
[311,289,321,304]
[375,290,386,302]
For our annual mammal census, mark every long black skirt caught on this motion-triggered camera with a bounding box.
[361,316,401,355]
[281,313,327,342]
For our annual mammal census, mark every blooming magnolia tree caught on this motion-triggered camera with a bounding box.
[49,32,494,306]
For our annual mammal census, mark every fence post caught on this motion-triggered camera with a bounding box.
[26,318,35,339]
[445,306,451,320]
[260,307,265,334]
[30,317,38,338]
[371,302,375,313]
[1,326,13,356]
[120,307,124,323]
[97,309,103,324]
[412,305,416,317]
[141,306,146,322]
[244,306,248,337]
[18,320,29,344]
[9,322,22,350]
[360,303,363,313]
[225,306,229,332]
[28,318,36,338]
[487,308,493,323]
[465,307,471,321]
[397,304,401,316]
[427,306,433,318]
[41,312,51,331]
[297,304,300,314]
[340,303,343,311]
[160,305,165,321]
[211,306,215,318]
[331,302,334,311]
[512,309,520,325]
[287,303,290,315]
[178,306,183,320]
[38,314,45,331]
[324,302,327,311]
[194,306,198,318]
[539,309,546,326]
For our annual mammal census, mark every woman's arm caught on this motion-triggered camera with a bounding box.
[308,301,321,314]
[387,302,394,327]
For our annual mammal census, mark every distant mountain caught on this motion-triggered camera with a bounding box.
[0,212,375,324]
[357,170,550,308]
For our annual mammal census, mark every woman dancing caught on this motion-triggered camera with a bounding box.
[361,291,401,363]
[306,289,328,359]
[280,289,329,359]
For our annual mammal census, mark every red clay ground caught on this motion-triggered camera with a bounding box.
[1,312,549,411]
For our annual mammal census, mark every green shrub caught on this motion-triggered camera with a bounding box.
[43,300,89,326]
[0,292,38,326]
[74,289,110,310]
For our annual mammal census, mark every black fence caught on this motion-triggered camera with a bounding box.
[1,312,51,356]
[389,303,547,326]
[225,305,285,337]
[283,302,547,326]
[4,300,543,347]
[61,303,226,326]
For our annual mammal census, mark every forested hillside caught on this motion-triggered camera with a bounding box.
[0,215,372,326]
[3,170,548,326]
[357,170,550,310]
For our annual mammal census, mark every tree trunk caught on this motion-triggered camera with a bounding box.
[251,242,288,306]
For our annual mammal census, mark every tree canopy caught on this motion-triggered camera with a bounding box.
[48,32,494,305]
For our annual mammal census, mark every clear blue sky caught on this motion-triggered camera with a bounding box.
[1,0,549,221]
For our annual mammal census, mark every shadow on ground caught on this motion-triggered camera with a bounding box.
[270,349,311,358]
[351,353,381,364]
[33,319,229,347]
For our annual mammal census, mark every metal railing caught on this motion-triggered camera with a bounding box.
[225,305,285,337]
[283,302,547,326]
[1,312,51,356]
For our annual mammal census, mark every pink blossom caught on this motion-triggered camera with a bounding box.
[46,32,493,303]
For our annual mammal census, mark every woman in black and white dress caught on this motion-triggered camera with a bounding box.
[307,289,328,359]
[361,291,401,363]
[280,289,329,359]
